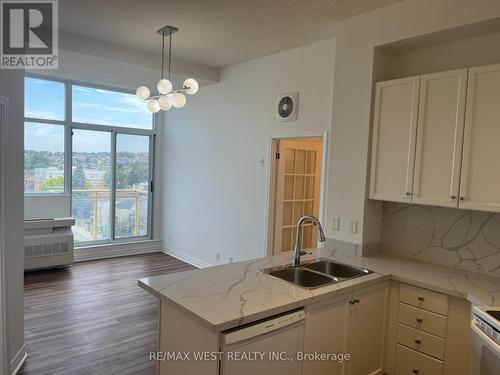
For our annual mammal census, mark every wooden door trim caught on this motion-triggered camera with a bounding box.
[265,131,329,256]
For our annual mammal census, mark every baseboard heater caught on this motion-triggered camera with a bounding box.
[24,217,75,271]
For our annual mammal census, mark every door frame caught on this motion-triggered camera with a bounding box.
[0,96,10,375]
[265,130,329,256]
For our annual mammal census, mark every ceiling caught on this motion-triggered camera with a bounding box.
[59,0,401,68]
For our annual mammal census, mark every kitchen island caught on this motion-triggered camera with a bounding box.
[139,243,500,374]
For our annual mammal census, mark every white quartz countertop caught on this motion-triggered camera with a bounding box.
[138,247,500,332]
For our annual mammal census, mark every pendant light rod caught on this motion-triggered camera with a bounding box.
[168,27,172,80]
[161,32,165,79]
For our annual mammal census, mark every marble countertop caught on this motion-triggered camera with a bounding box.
[138,246,500,332]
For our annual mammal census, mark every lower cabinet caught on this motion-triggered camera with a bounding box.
[384,282,470,375]
[303,282,388,375]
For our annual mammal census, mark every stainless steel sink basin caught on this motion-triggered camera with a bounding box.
[267,267,336,288]
[303,259,372,279]
[259,258,373,289]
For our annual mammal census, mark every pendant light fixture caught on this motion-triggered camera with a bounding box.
[136,26,199,112]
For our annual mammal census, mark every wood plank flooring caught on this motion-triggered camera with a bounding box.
[21,252,195,375]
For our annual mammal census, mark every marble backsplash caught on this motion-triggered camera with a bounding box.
[382,202,500,278]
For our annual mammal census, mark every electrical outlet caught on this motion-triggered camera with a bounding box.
[166,234,173,245]
[228,256,234,264]
[349,220,358,234]
[216,252,221,262]
[331,216,340,231]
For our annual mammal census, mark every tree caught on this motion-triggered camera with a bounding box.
[72,164,87,189]
[25,151,50,171]
[40,175,64,192]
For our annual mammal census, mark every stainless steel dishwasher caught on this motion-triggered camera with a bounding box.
[220,309,305,375]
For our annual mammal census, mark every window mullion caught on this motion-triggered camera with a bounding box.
[65,82,72,196]
[110,132,117,242]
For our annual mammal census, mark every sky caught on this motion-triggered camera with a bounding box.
[24,77,152,153]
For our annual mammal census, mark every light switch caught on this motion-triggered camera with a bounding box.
[349,220,358,233]
[331,216,340,231]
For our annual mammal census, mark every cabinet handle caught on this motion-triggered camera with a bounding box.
[417,296,424,302]
[405,192,411,196]
[416,318,423,323]
[450,195,457,200]
[460,196,466,201]
[414,339,422,345]
[412,370,419,374]
[349,299,360,305]
[353,298,360,304]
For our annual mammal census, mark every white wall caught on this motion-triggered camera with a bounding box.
[0,69,25,371]
[162,38,335,265]
[325,0,500,248]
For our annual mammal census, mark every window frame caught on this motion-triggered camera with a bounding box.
[24,73,156,245]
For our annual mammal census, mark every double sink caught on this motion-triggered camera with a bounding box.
[259,258,372,289]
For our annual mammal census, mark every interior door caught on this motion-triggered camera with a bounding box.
[274,138,323,254]
[459,63,500,212]
[369,76,420,202]
[412,69,467,207]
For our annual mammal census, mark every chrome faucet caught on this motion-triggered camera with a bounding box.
[292,215,326,267]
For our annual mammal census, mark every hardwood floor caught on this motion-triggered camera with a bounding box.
[21,252,195,375]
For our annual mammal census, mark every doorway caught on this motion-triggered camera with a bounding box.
[269,136,325,255]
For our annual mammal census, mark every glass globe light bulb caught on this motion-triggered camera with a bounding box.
[184,78,199,95]
[136,86,150,100]
[171,93,187,108]
[158,95,172,110]
[157,79,173,95]
[147,99,161,113]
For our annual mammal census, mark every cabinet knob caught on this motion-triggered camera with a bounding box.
[417,296,424,302]
[413,370,419,374]
[405,192,411,196]
[459,196,466,201]
[416,318,423,323]
[450,195,457,200]
[414,339,422,345]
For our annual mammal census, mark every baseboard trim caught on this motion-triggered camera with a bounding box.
[163,247,213,268]
[75,240,163,262]
[11,344,26,375]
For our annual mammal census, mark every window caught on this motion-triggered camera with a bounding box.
[24,122,65,193]
[72,85,152,129]
[24,77,66,194]
[24,76,155,245]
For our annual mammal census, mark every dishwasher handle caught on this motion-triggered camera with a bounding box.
[223,309,305,346]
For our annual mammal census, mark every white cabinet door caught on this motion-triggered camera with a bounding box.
[369,77,420,202]
[412,69,467,207]
[303,295,348,375]
[346,283,387,375]
[460,63,500,212]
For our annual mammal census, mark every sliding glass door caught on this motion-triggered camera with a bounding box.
[72,131,153,244]
[114,134,151,239]
[72,130,112,243]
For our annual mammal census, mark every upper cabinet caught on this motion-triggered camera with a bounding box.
[370,63,500,214]
[459,63,500,212]
[369,77,420,202]
[412,69,467,207]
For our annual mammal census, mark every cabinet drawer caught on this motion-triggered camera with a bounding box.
[398,303,448,338]
[396,344,443,375]
[400,284,449,315]
[397,323,446,360]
